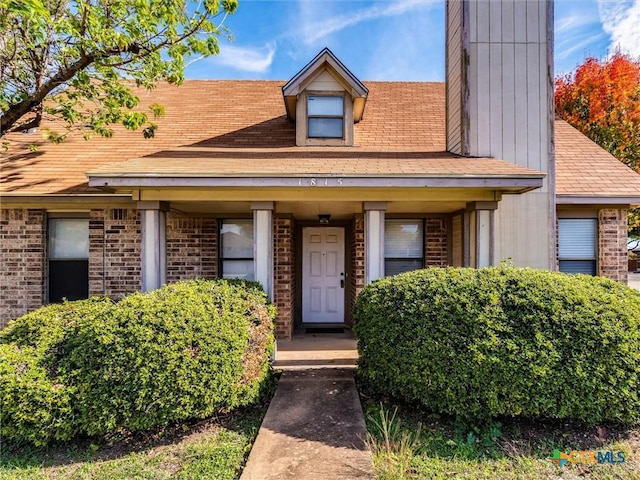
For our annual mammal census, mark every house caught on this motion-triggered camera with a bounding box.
[2,1,640,338]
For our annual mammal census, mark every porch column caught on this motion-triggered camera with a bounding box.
[364,202,387,284]
[252,202,274,301]
[137,201,168,292]
[466,202,498,268]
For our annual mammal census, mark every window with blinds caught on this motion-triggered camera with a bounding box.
[558,218,597,275]
[384,219,424,276]
[220,219,254,280]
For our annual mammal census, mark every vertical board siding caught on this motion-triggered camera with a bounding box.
[527,0,540,42]
[489,43,503,159]
[502,0,515,42]
[446,0,463,154]
[460,0,550,176]
[501,44,516,162]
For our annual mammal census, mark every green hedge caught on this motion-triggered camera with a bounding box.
[354,267,640,425]
[0,280,275,445]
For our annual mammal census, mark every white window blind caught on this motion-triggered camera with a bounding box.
[220,219,254,280]
[48,218,89,259]
[558,218,597,275]
[384,219,424,276]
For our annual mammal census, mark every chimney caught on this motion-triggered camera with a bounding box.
[445,0,555,269]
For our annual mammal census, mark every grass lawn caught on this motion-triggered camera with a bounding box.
[0,402,268,480]
[363,402,640,480]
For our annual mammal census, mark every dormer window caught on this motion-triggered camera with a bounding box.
[282,48,368,147]
[308,96,344,139]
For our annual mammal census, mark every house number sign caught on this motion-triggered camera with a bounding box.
[298,177,344,187]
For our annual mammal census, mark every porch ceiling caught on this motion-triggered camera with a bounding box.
[168,200,471,217]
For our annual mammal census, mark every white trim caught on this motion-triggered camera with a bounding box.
[476,209,492,267]
[364,203,386,284]
[88,175,544,191]
[252,204,274,301]
[140,208,166,292]
[556,195,640,205]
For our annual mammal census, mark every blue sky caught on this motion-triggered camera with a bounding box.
[184,0,640,81]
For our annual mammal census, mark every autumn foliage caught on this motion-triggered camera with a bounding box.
[555,53,640,170]
[555,53,640,235]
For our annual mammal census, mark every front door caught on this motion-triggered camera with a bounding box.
[302,227,345,324]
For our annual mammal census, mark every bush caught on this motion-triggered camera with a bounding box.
[354,267,640,426]
[0,280,275,445]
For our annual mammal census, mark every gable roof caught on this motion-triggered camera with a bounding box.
[555,120,640,203]
[1,80,639,202]
[281,48,368,122]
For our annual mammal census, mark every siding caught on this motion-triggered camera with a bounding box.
[446,0,463,154]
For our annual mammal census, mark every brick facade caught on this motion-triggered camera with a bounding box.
[274,217,295,339]
[0,209,46,327]
[425,217,449,266]
[89,209,141,298]
[350,214,365,324]
[598,208,628,283]
[166,214,217,283]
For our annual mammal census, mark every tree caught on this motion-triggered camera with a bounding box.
[0,0,238,141]
[555,53,640,236]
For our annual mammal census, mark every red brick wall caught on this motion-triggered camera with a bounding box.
[166,214,217,283]
[274,217,295,339]
[598,208,628,283]
[350,214,365,322]
[89,208,141,298]
[425,217,449,266]
[0,209,46,327]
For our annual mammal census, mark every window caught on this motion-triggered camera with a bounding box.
[48,218,89,302]
[220,219,254,280]
[307,95,344,138]
[558,218,597,275]
[385,219,424,276]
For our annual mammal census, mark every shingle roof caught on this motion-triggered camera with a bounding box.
[1,80,638,199]
[555,120,640,198]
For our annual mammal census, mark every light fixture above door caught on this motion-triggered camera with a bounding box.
[318,214,331,224]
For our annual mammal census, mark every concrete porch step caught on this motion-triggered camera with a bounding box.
[273,331,359,370]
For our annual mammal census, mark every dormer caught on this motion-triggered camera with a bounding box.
[282,48,368,147]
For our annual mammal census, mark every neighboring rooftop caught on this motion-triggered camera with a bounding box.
[1,80,639,200]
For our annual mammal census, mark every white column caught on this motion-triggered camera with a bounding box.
[466,202,497,268]
[138,201,168,292]
[364,202,386,284]
[252,202,274,301]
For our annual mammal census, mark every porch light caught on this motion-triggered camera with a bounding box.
[318,214,331,224]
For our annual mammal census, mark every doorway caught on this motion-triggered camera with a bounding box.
[301,227,346,324]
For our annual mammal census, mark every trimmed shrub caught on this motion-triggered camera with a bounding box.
[0,280,275,445]
[0,298,115,445]
[354,267,640,425]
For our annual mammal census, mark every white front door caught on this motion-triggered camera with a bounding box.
[302,227,345,324]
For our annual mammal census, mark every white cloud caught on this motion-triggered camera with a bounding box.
[597,0,640,56]
[295,0,438,46]
[211,43,276,73]
[556,32,607,61]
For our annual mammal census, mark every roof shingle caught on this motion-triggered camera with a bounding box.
[1,81,638,198]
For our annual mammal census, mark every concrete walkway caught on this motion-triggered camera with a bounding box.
[241,368,374,480]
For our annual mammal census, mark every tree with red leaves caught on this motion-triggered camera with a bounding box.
[555,53,640,235]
